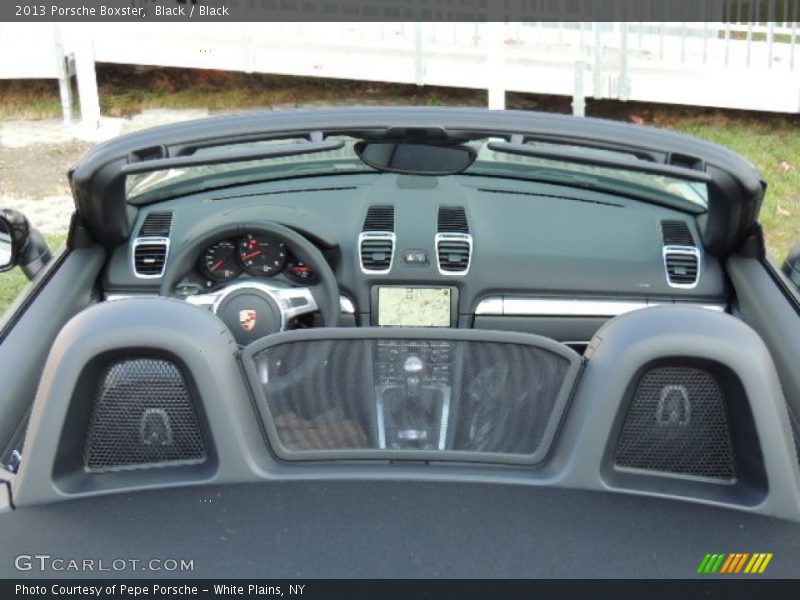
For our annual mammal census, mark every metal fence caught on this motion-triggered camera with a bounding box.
[1,19,799,129]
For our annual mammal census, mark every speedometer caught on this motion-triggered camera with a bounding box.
[198,239,242,281]
[238,234,288,276]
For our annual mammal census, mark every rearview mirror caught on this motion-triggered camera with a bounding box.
[0,215,16,272]
[355,141,476,176]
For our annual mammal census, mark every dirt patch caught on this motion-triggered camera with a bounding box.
[0,142,93,198]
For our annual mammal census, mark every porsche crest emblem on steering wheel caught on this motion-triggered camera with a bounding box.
[239,309,257,332]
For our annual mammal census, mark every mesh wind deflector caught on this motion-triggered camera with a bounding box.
[248,334,578,462]
[84,359,206,472]
[614,367,735,480]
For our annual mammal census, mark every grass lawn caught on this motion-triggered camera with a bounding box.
[666,116,800,259]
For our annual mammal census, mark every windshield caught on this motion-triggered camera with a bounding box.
[125,136,708,209]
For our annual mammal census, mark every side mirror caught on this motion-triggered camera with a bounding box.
[0,209,52,280]
[0,215,16,272]
[783,243,800,291]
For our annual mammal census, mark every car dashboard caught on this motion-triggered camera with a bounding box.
[103,171,728,352]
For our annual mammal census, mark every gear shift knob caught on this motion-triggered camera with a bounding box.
[404,355,424,397]
[404,355,424,375]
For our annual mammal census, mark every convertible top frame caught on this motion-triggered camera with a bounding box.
[69,107,766,257]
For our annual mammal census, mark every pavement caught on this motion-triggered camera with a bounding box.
[0,109,211,234]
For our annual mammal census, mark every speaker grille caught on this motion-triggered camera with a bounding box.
[252,338,573,460]
[614,367,735,480]
[84,359,206,472]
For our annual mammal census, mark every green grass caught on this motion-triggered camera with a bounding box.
[664,116,800,260]
[0,233,67,316]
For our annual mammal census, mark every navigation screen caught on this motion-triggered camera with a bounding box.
[377,287,452,327]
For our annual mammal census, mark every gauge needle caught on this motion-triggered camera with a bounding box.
[210,260,223,272]
[242,250,262,261]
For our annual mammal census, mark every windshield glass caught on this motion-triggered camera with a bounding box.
[125,136,708,209]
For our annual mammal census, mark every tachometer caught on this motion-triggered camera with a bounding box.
[238,234,288,276]
[198,239,242,281]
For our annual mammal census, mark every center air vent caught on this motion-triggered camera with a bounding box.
[359,205,395,274]
[661,220,699,289]
[133,212,173,278]
[436,206,472,275]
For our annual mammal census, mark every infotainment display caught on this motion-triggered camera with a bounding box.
[377,287,452,327]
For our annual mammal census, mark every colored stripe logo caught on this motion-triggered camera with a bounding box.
[697,552,773,574]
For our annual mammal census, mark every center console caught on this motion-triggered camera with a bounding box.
[374,340,453,450]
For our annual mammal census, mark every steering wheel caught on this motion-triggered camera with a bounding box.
[160,221,340,345]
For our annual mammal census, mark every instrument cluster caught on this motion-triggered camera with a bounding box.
[197,234,316,285]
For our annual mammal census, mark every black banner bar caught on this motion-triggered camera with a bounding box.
[4,579,800,600]
[5,0,780,23]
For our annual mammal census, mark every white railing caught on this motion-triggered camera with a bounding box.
[1,19,799,130]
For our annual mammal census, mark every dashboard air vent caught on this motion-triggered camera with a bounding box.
[437,206,470,233]
[661,221,699,288]
[133,211,172,278]
[664,251,700,286]
[436,206,472,275]
[437,237,471,273]
[363,205,395,232]
[661,220,694,246]
[359,235,394,273]
[133,240,169,278]
[359,206,395,273]
[138,212,173,237]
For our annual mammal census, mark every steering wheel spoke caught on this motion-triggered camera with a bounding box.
[273,285,319,322]
[185,290,223,310]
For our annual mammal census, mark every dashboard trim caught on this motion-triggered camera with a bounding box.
[475,297,726,317]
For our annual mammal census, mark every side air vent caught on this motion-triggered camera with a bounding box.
[661,220,699,289]
[138,212,173,237]
[436,206,472,275]
[133,241,169,277]
[133,212,172,278]
[363,205,395,231]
